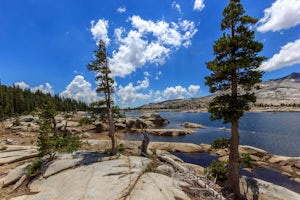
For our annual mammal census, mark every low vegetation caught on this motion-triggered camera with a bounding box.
[26,158,42,177]
[211,138,230,149]
[206,160,228,182]
[27,97,81,177]
[241,153,254,168]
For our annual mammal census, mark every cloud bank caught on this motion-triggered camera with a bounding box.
[116,77,151,106]
[90,15,197,78]
[257,0,300,32]
[14,82,54,95]
[260,38,300,71]
[116,79,201,107]
[60,75,99,104]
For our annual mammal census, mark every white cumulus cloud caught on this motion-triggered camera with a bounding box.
[14,81,30,90]
[109,15,197,77]
[161,84,200,100]
[143,71,150,77]
[31,83,54,95]
[117,7,126,13]
[60,75,99,104]
[116,77,151,106]
[163,86,187,100]
[193,0,205,11]
[14,82,54,95]
[260,38,300,71]
[257,0,300,32]
[172,1,182,13]
[90,19,110,44]
[155,71,162,80]
[188,85,200,96]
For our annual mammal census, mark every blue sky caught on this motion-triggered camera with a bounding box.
[0,0,300,107]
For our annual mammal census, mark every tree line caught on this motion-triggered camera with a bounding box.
[0,84,88,119]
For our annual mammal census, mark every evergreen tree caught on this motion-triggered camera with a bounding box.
[87,40,117,155]
[38,96,80,159]
[38,97,58,158]
[205,0,265,198]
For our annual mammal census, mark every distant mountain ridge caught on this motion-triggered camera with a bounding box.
[137,72,300,111]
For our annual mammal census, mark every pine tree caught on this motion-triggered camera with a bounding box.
[38,97,80,159]
[88,40,117,155]
[205,0,265,198]
[38,97,58,158]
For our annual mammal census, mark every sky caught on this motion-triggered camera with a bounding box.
[0,0,300,108]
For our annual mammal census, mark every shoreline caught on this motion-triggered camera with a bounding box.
[82,139,300,185]
[129,106,300,113]
[2,140,299,199]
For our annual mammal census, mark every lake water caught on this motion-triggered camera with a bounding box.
[125,111,300,157]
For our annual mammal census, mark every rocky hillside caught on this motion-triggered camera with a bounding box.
[137,72,300,111]
[255,72,300,106]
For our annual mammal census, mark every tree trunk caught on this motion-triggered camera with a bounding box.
[227,67,243,199]
[227,120,242,199]
[52,116,58,137]
[107,107,117,155]
[140,124,149,157]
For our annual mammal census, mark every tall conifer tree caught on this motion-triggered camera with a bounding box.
[88,40,117,155]
[205,0,265,198]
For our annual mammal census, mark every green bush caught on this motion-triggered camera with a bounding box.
[38,134,81,159]
[206,160,228,181]
[211,138,230,149]
[13,118,21,126]
[26,158,42,177]
[118,143,125,152]
[56,135,81,153]
[241,153,253,168]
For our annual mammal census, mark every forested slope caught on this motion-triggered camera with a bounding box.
[0,85,88,119]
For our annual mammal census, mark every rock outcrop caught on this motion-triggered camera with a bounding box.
[181,122,206,129]
[12,156,152,200]
[0,146,38,165]
[1,142,300,200]
[135,128,195,136]
[115,113,169,130]
[149,141,203,153]
[240,176,300,200]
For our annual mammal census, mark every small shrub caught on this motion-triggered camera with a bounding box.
[211,138,230,149]
[241,153,253,168]
[56,135,81,153]
[104,148,111,155]
[118,143,125,152]
[26,158,42,177]
[206,160,228,181]
[78,117,93,126]
[38,134,81,159]
[0,146,7,151]
[13,118,21,126]
[104,143,125,154]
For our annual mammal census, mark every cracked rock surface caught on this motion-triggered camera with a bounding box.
[11,156,154,200]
